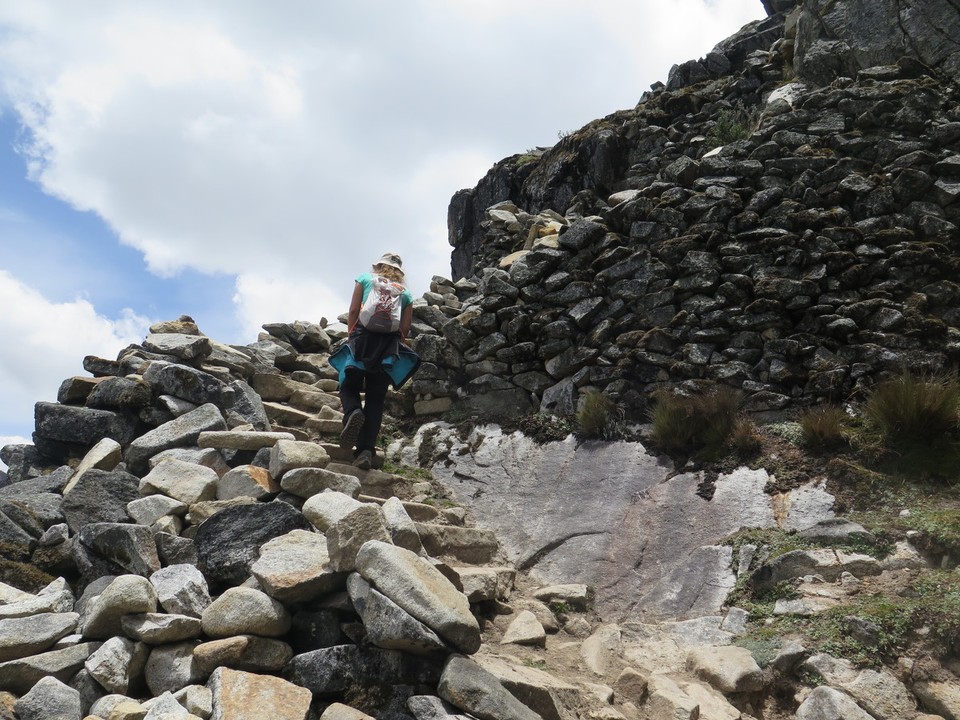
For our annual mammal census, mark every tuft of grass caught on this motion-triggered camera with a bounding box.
[863,372,960,449]
[729,416,763,457]
[380,460,433,481]
[576,391,625,440]
[649,386,751,460]
[799,404,850,451]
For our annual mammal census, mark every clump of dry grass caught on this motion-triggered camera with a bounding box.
[799,404,850,450]
[864,372,960,448]
[576,391,625,440]
[649,386,756,459]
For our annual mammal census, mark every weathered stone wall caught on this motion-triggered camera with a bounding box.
[436,2,960,417]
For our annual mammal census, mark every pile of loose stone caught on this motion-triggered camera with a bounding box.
[0,317,565,720]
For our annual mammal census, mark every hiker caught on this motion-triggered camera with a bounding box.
[329,252,420,470]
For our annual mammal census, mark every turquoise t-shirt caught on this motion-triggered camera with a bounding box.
[356,272,414,307]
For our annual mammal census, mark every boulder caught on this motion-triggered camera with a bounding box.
[356,541,481,654]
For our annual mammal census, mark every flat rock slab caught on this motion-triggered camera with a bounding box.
[198,431,295,451]
[421,425,834,623]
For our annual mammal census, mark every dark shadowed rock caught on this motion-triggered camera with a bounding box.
[125,403,226,470]
[225,379,271,431]
[61,469,140,533]
[794,0,960,84]
[0,446,44,485]
[194,501,312,587]
[85,376,152,410]
[142,360,232,408]
[78,523,161,577]
[288,644,441,696]
[33,402,138,448]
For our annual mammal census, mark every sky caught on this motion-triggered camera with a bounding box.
[0,0,764,465]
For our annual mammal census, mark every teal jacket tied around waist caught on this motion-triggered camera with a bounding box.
[329,330,421,389]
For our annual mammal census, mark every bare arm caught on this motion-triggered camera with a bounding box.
[347,282,363,333]
[400,303,413,343]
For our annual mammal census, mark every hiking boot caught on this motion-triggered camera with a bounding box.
[353,450,373,470]
[340,410,365,449]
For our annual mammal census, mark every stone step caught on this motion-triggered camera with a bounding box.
[263,401,314,426]
[415,523,500,564]
[452,566,516,602]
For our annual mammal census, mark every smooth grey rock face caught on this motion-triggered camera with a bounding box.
[425,425,833,623]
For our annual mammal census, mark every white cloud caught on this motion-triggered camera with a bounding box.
[0,270,151,434]
[0,2,762,293]
[232,273,345,340]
